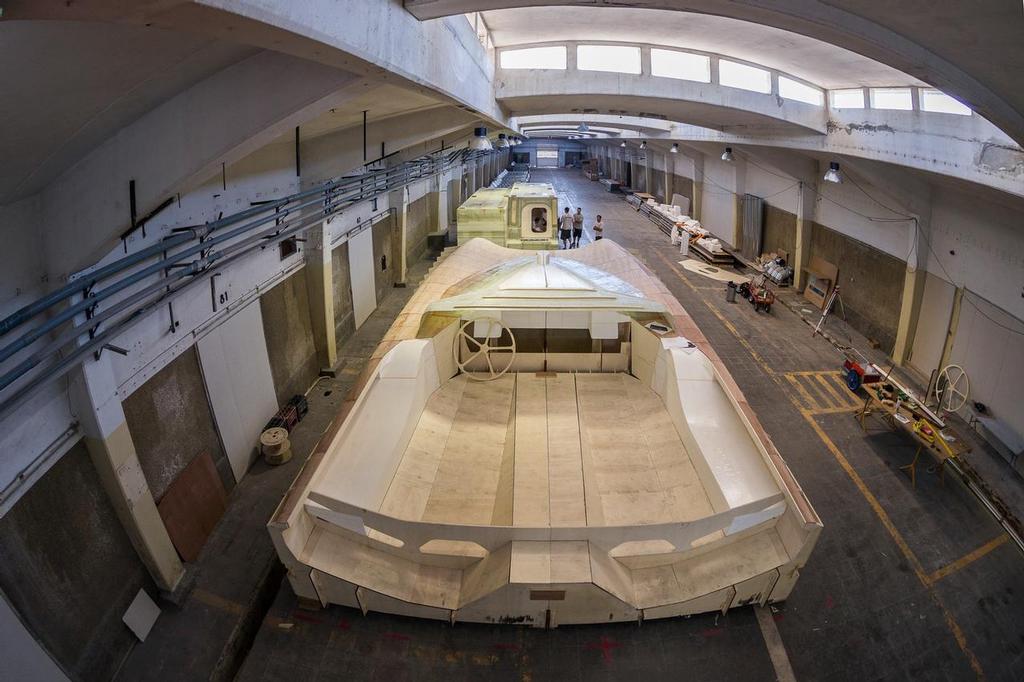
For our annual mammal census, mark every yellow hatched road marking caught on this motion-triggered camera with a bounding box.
[815,373,848,406]
[654,250,986,679]
[926,535,1010,586]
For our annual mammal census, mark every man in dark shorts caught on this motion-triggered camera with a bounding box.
[557,207,573,249]
[571,207,584,248]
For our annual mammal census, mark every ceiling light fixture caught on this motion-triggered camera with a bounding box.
[823,161,843,183]
[620,140,627,148]
[469,127,492,151]
[496,133,510,149]
[721,147,734,162]
[577,121,590,133]
[639,141,647,150]
[670,143,679,153]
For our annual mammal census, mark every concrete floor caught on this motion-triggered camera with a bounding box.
[132,169,1024,682]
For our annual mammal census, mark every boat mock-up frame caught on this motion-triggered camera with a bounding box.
[269,238,821,626]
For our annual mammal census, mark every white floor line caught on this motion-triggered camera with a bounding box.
[754,605,798,682]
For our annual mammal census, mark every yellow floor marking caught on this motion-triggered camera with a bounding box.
[786,375,821,411]
[654,252,776,377]
[652,248,986,679]
[803,410,984,679]
[815,373,848,407]
[926,535,1009,586]
[805,404,862,415]
[192,588,246,616]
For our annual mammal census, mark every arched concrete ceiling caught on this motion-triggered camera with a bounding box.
[0,20,255,204]
[405,0,1024,146]
[481,7,922,89]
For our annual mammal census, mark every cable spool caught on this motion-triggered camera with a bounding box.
[260,427,292,466]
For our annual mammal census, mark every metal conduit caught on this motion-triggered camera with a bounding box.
[0,146,470,340]
[0,146,496,418]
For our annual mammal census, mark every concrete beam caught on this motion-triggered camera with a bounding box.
[665,110,1024,200]
[497,64,827,135]
[404,0,1024,147]
[38,51,364,281]
[9,0,507,127]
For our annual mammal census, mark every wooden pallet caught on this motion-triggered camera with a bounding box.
[689,241,736,266]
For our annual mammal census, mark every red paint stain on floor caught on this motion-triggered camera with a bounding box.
[585,636,621,664]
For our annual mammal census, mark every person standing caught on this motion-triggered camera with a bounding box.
[593,214,604,240]
[558,207,573,249]
[571,207,584,248]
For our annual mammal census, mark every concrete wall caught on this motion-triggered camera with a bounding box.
[0,440,151,681]
[672,174,693,201]
[513,139,586,167]
[762,205,797,259]
[810,223,905,350]
[331,241,355,346]
[260,267,319,405]
[406,193,433,265]
[123,346,232,499]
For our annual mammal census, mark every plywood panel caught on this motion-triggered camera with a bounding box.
[576,374,712,527]
[513,374,550,526]
[197,302,279,482]
[546,374,587,526]
[348,226,377,329]
[422,375,516,524]
[379,378,467,521]
[157,452,227,562]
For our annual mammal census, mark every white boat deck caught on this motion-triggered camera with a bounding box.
[378,372,715,528]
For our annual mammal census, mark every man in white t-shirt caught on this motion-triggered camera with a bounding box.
[557,207,573,249]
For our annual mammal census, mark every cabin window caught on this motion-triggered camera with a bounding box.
[531,207,548,233]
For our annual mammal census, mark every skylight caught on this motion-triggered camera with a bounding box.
[921,89,972,115]
[577,45,641,75]
[870,88,913,110]
[831,88,865,109]
[500,46,567,70]
[650,49,710,83]
[778,76,823,106]
[718,60,771,94]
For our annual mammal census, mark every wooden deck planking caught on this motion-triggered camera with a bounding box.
[421,374,516,524]
[513,373,550,526]
[546,374,589,527]
[379,378,466,520]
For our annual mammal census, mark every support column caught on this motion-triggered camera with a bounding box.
[305,220,337,369]
[691,154,704,221]
[664,152,673,204]
[69,357,183,592]
[389,187,410,284]
[793,181,815,290]
[732,156,747,247]
[893,217,928,365]
[644,151,652,194]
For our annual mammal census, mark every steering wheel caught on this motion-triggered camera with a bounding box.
[935,364,970,413]
[453,317,517,381]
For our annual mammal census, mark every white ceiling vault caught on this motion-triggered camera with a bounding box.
[482,6,923,90]
[0,21,256,205]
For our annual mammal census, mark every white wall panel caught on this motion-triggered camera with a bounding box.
[909,273,955,379]
[948,292,1024,437]
[197,301,278,482]
[349,225,377,329]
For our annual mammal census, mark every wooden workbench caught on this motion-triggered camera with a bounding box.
[856,383,970,486]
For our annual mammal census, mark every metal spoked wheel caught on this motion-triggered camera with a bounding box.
[453,317,517,381]
[935,364,970,413]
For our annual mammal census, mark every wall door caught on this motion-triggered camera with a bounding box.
[196,301,278,483]
[348,225,377,329]
[536,147,559,168]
